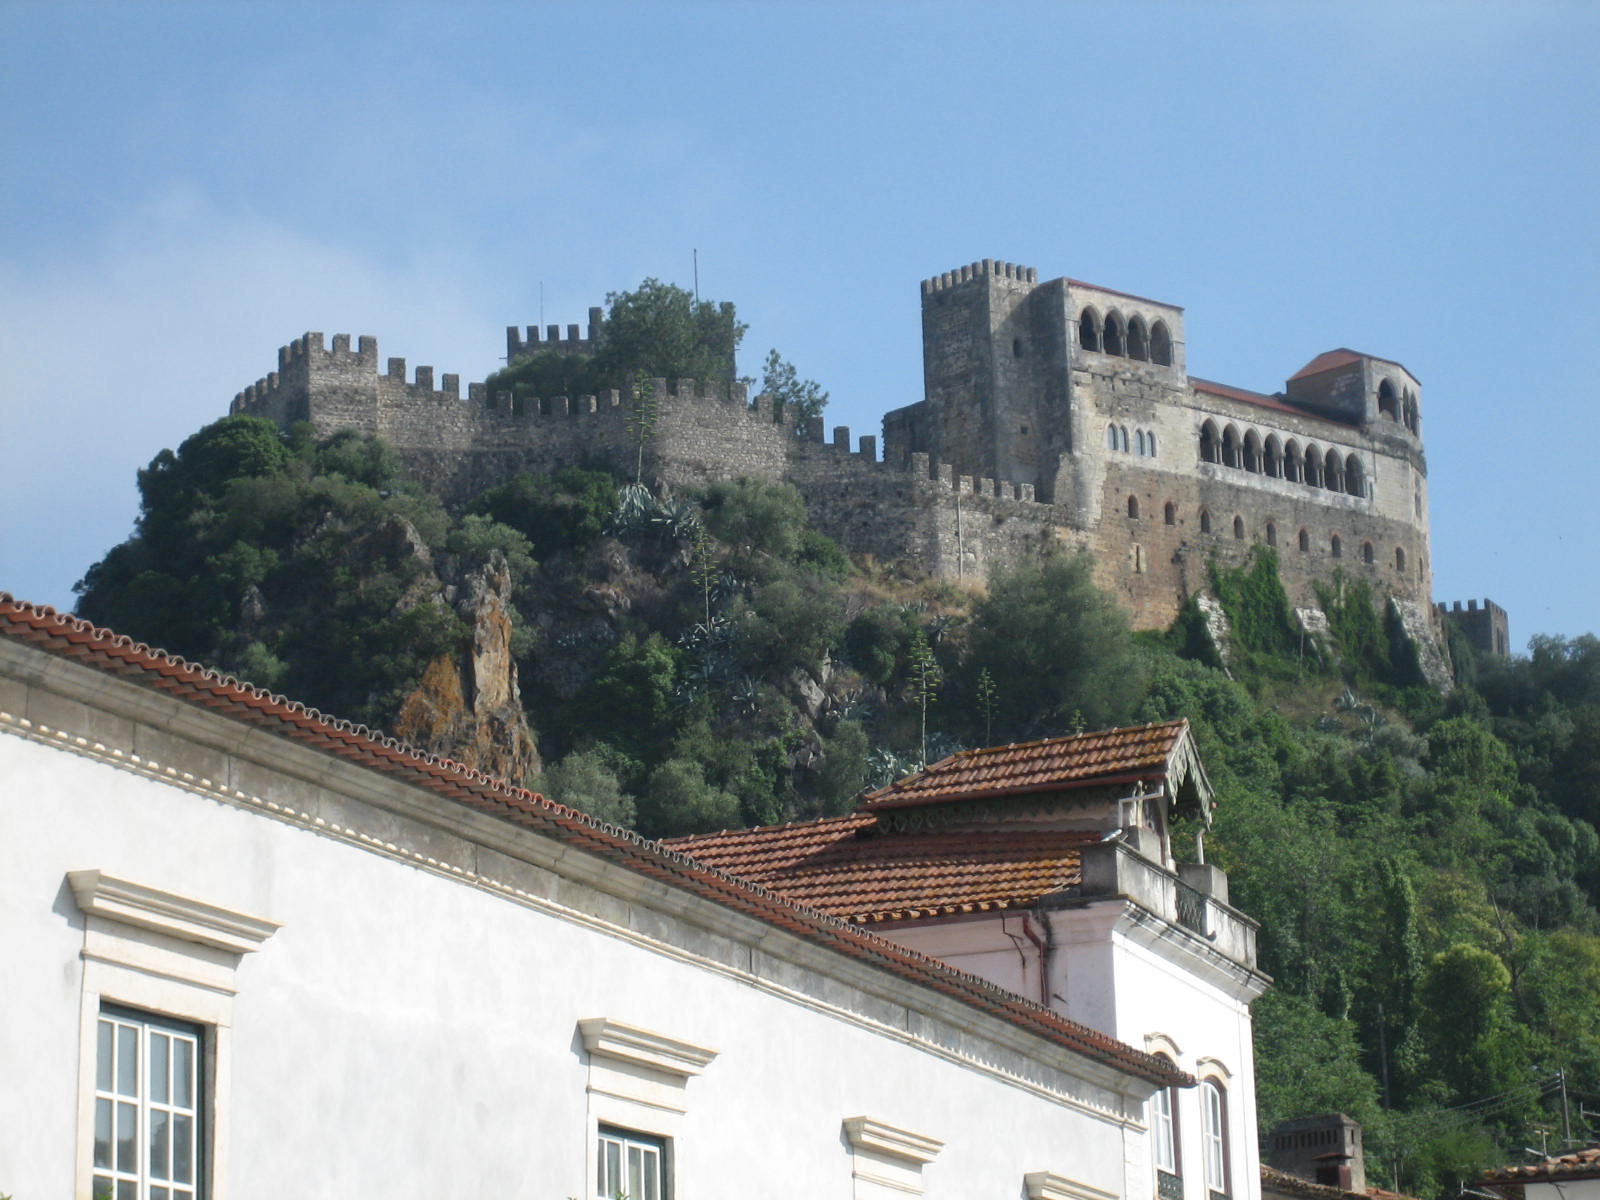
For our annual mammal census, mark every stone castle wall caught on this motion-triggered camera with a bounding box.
[229,261,1448,643]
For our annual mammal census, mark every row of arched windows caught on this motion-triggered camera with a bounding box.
[1377,379,1420,433]
[1108,424,1159,457]
[1125,496,1411,573]
[1080,307,1174,366]
[1199,420,1368,498]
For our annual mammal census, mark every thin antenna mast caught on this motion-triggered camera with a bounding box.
[693,249,699,303]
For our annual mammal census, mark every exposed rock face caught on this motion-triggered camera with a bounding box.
[394,551,540,784]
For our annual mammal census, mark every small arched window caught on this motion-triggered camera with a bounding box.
[1222,426,1241,469]
[1283,440,1301,483]
[1079,308,1102,352]
[1200,421,1220,464]
[1128,495,1140,519]
[1103,312,1126,356]
[1346,453,1364,497]
[1147,431,1158,457]
[1164,501,1177,526]
[1362,541,1375,564]
[1233,516,1245,540]
[1304,446,1322,488]
[1298,528,1310,553]
[1378,379,1399,420]
[1266,522,1278,547]
[1331,534,1343,559]
[1396,547,1407,572]
[1136,429,1147,456]
[1128,316,1150,361]
[1120,426,1131,452]
[1202,1080,1231,1198]
[1109,424,1120,451]
[1201,509,1213,535]
[1264,435,1282,478]
[1243,430,1262,473]
[1324,449,1345,492]
[1151,320,1173,366]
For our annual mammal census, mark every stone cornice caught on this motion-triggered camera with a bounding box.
[1025,1171,1121,1200]
[842,1116,944,1165]
[67,869,280,955]
[576,1018,718,1079]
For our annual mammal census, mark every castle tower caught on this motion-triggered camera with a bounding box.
[889,260,1068,497]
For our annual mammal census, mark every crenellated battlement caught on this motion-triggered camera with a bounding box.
[217,258,1453,646]
[505,306,604,362]
[922,259,1040,294]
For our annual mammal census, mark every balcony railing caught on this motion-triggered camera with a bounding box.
[1157,1171,1184,1200]
[1175,880,1208,937]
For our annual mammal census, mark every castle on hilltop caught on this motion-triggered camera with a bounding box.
[231,258,1487,659]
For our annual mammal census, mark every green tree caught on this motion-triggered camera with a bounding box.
[593,277,746,385]
[758,349,828,432]
[533,749,637,827]
[967,553,1144,739]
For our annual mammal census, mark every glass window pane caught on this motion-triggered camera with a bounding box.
[116,1101,138,1172]
[174,1113,194,1183]
[93,1177,113,1200]
[641,1147,660,1200]
[174,1037,195,1109]
[150,1107,171,1180]
[117,1180,136,1200]
[117,1024,139,1097]
[151,1032,171,1104]
[152,1187,170,1200]
[97,1019,114,1092]
[95,1097,113,1169]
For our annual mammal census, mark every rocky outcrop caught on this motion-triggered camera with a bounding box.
[394,550,541,783]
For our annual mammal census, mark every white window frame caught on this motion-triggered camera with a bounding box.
[1151,1083,1179,1175]
[1201,1079,1229,1198]
[94,1005,204,1200]
[68,870,279,1200]
[597,1125,667,1200]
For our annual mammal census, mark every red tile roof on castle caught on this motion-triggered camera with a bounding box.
[861,719,1191,810]
[0,594,1186,1089]
[1287,347,1419,386]
[1190,379,1358,429]
[663,817,1098,923]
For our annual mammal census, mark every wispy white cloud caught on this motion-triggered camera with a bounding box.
[0,188,498,613]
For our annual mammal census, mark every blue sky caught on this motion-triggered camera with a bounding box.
[2,1,1596,646]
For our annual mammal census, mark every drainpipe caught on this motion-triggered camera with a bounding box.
[1024,909,1055,1009]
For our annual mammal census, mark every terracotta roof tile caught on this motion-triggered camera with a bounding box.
[667,823,1097,923]
[0,595,1187,1090]
[862,720,1189,810]
[1288,349,1366,382]
[1191,379,1358,429]
[1484,1146,1600,1181]
[1288,348,1418,386]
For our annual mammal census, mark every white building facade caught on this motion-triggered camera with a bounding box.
[2,596,1191,1200]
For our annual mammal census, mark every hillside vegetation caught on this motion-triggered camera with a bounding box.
[73,295,1600,1198]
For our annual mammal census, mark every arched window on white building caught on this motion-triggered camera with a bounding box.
[1202,1079,1230,1199]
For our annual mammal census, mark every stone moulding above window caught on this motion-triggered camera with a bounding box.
[67,869,281,956]
[577,1018,719,1080]
[842,1117,944,1165]
[843,1116,943,1198]
[1024,1170,1120,1200]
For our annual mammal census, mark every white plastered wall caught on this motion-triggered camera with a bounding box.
[0,665,1157,1200]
